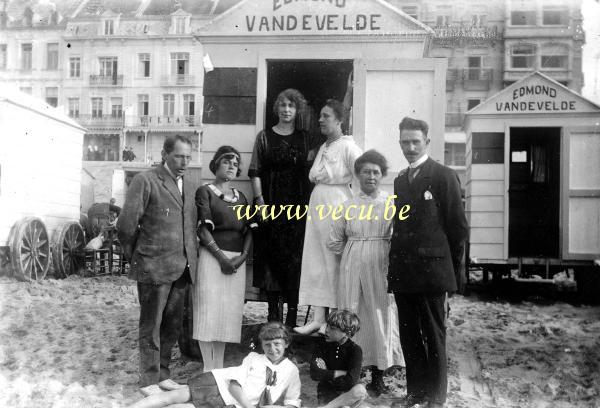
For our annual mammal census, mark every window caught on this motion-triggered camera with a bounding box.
[0,44,6,69]
[467,56,482,79]
[68,98,79,118]
[83,134,120,161]
[511,44,535,68]
[401,6,418,20]
[543,6,568,25]
[171,52,189,75]
[104,19,114,35]
[436,5,452,26]
[139,53,151,77]
[21,43,32,70]
[163,94,175,116]
[183,94,195,116]
[541,45,568,69]
[45,87,58,107]
[69,57,81,77]
[46,43,58,70]
[203,68,257,124]
[510,0,536,25]
[472,132,504,164]
[444,143,466,167]
[175,17,186,34]
[99,57,118,77]
[111,97,123,118]
[138,94,149,116]
[20,87,32,94]
[91,97,103,117]
[467,99,481,110]
[471,14,487,26]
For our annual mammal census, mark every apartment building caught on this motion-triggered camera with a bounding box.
[388,0,584,182]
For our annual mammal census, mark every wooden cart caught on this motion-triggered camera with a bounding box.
[0,88,87,281]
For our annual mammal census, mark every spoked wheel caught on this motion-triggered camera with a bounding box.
[10,217,51,281]
[52,222,86,278]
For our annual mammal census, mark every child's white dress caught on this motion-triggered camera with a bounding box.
[211,352,301,408]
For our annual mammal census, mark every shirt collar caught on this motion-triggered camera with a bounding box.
[164,162,181,180]
[410,154,429,169]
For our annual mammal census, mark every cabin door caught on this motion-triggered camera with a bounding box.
[508,127,561,257]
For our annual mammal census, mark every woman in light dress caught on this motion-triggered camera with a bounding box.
[193,146,257,371]
[294,99,362,335]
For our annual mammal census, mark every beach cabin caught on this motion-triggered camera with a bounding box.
[195,0,448,298]
[464,72,600,290]
[0,87,87,280]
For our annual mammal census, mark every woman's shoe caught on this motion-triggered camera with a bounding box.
[293,320,323,335]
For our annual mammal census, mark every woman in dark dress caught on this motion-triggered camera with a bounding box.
[248,88,322,327]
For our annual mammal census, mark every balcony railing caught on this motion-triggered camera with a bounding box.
[463,68,493,91]
[127,115,201,128]
[446,68,460,91]
[75,114,125,127]
[160,74,195,86]
[433,25,500,47]
[89,74,124,86]
[445,112,465,128]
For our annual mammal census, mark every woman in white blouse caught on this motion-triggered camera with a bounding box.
[294,99,362,335]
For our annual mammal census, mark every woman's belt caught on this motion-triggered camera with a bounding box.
[347,236,390,241]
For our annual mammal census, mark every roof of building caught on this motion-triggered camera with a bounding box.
[2,0,80,27]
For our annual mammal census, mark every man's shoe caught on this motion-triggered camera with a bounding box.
[139,384,163,396]
[158,379,186,391]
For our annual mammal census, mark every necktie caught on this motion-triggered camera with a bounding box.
[258,367,277,406]
[408,167,420,183]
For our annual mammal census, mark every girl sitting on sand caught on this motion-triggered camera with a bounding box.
[128,322,301,408]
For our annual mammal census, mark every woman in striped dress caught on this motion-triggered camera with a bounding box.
[326,149,404,395]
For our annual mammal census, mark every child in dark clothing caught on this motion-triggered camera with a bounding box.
[310,310,367,408]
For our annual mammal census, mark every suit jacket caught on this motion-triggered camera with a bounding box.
[117,164,198,284]
[388,158,468,294]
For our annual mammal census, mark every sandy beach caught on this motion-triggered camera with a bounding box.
[0,274,599,408]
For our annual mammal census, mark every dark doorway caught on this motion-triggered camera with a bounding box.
[509,127,561,257]
[266,60,353,133]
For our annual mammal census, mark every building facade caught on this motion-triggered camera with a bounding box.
[0,0,586,204]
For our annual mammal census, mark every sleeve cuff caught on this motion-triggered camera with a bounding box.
[198,219,215,231]
[248,222,259,229]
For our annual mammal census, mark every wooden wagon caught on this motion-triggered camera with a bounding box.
[0,88,87,281]
[464,73,600,296]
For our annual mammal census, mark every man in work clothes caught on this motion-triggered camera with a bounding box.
[118,135,198,396]
[388,117,468,408]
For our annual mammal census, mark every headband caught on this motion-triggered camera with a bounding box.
[214,152,240,164]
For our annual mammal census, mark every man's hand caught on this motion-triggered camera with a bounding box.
[315,358,327,370]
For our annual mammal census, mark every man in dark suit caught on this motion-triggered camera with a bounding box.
[118,135,198,395]
[388,117,468,408]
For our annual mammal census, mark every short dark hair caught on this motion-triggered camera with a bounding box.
[354,149,388,177]
[258,321,291,344]
[163,134,192,155]
[209,145,242,177]
[327,310,360,338]
[273,88,307,130]
[324,99,346,123]
[399,117,429,137]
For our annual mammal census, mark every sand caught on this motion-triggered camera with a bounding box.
[1,275,599,408]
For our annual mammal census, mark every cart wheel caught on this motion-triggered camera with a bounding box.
[52,222,86,278]
[10,217,51,281]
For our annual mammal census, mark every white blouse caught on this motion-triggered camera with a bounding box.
[211,352,301,408]
[309,136,362,185]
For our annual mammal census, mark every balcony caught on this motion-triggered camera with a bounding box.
[446,69,460,91]
[160,74,195,86]
[433,25,501,47]
[445,112,465,128]
[126,115,201,128]
[75,114,124,128]
[463,68,493,91]
[89,75,123,86]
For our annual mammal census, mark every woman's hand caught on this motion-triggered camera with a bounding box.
[230,253,247,269]
[255,195,266,207]
[218,257,237,275]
